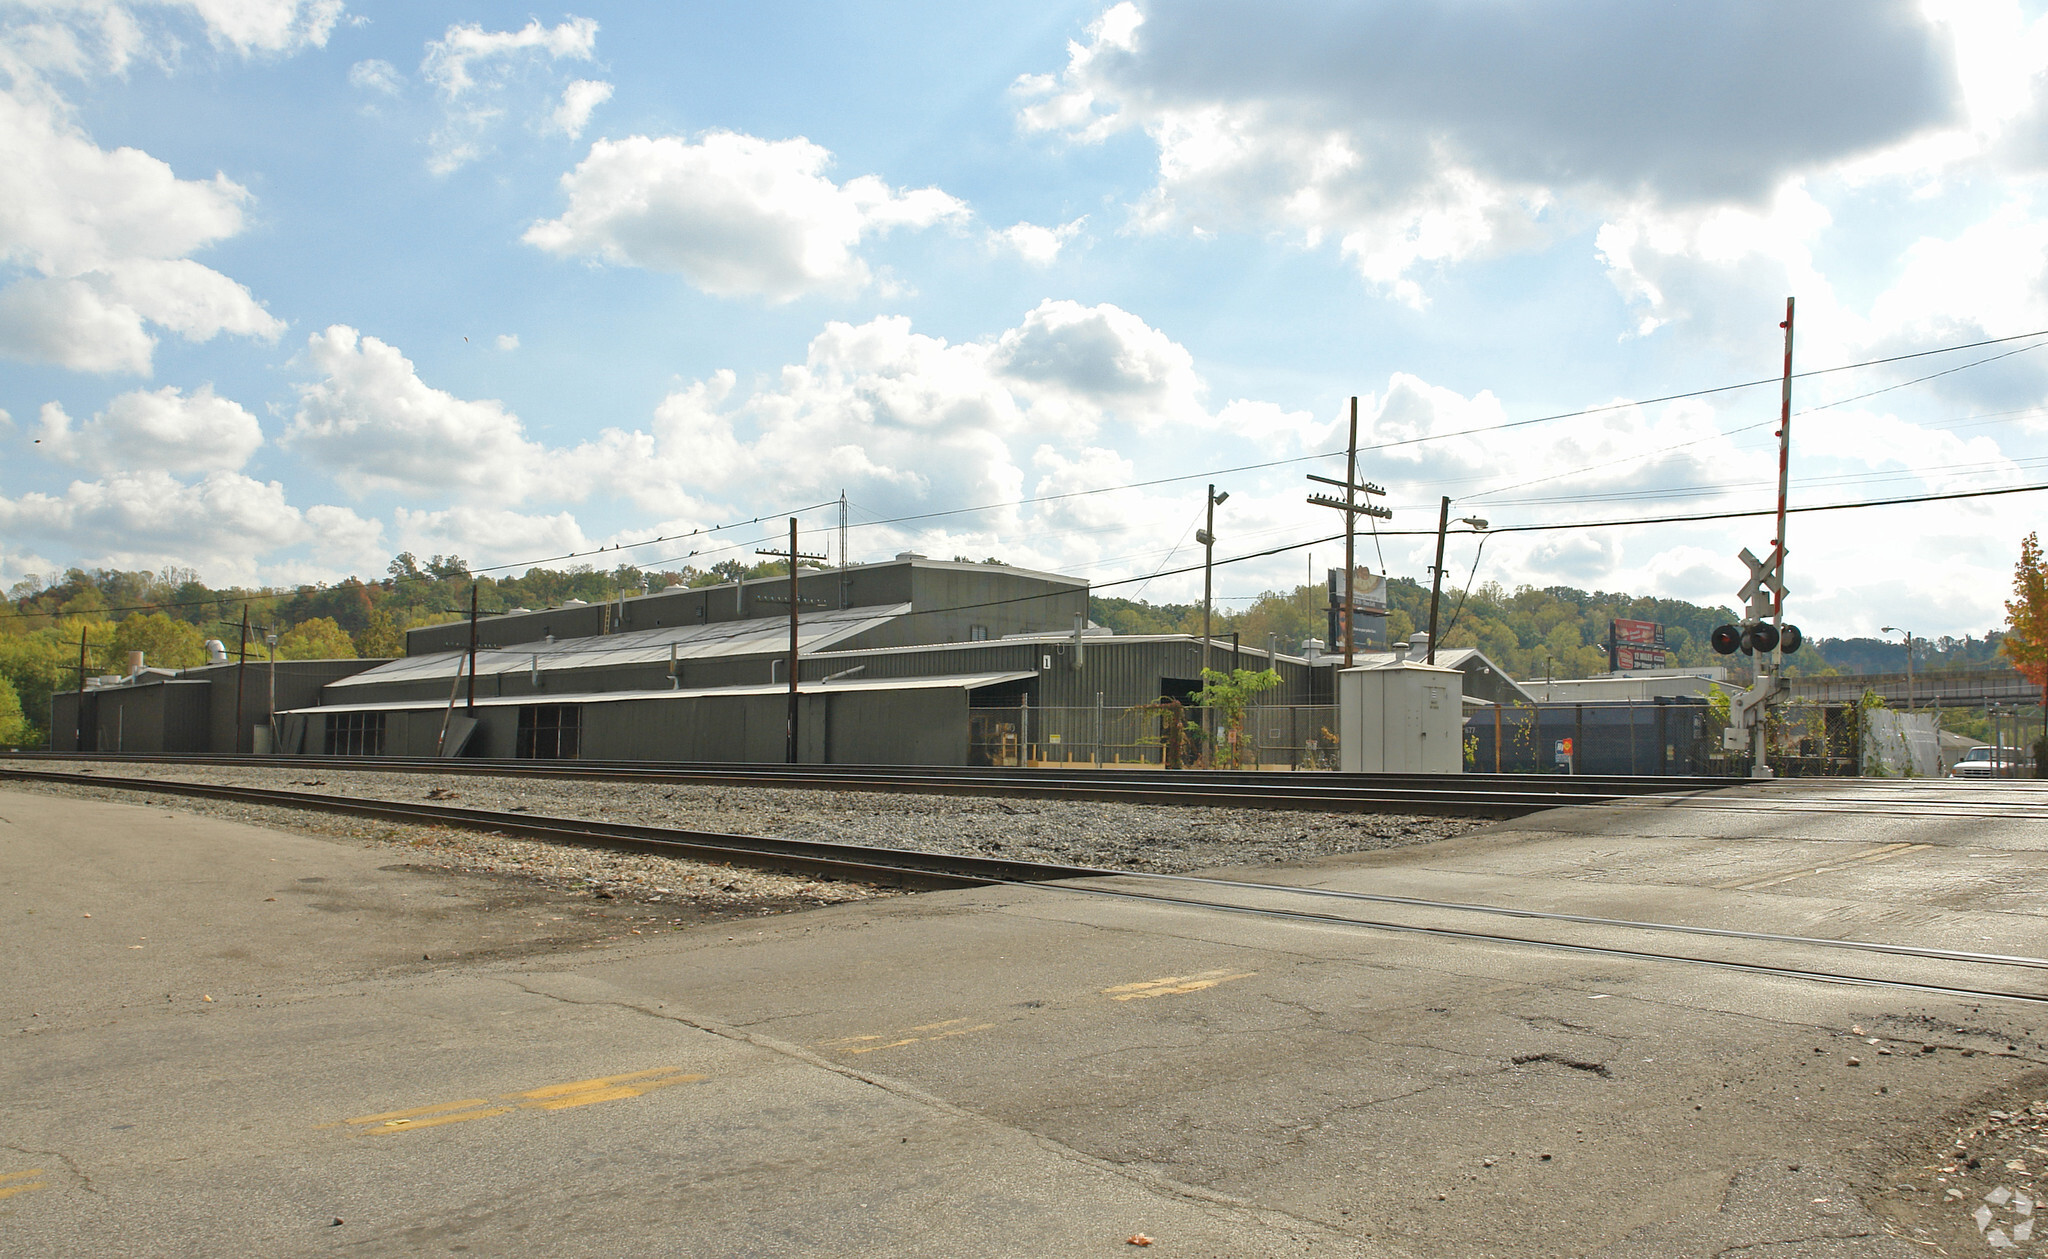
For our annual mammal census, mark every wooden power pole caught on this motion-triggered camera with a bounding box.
[1307,397,1390,667]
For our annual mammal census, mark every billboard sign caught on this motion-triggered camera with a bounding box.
[1608,618,1670,671]
[1328,567,1388,615]
[1327,567,1389,650]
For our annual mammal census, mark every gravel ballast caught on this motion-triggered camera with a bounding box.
[1,762,1486,915]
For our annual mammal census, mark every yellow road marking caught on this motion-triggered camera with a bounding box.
[838,1024,994,1055]
[820,966,1261,1054]
[336,1067,705,1136]
[0,1170,46,1201]
[1103,969,1256,1000]
[509,1068,705,1110]
[347,1098,493,1126]
[357,1107,513,1136]
[1717,844,1930,890]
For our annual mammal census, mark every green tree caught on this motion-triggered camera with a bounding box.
[276,617,357,660]
[352,607,405,658]
[112,612,207,669]
[0,676,27,746]
[2003,532,2048,774]
[1193,666,1283,768]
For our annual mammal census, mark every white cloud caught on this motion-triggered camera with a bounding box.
[35,383,263,473]
[347,58,401,94]
[0,76,282,374]
[420,16,600,172]
[285,325,545,499]
[178,0,343,55]
[990,298,1200,430]
[0,1,341,77]
[547,78,611,139]
[494,332,519,352]
[422,16,598,98]
[989,217,1084,265]
[523,131,969,300]
[392,504,590,567]
[0,469,380,585]
[1020,2,1962,297]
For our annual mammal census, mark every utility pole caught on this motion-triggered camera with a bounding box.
[1425,496,1451,665]
[265,626,278,749]
[758,519,825,763]
[1196,484,1228,679]
[466,583,480,712]
[74,625,89,751]
[233,608,250,754]
[1306,397,1389,667]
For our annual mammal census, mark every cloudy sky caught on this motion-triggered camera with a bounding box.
[2,0,2046,639]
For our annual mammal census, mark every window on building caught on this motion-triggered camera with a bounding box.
[969,625,989,641]
[517,705,582,759]
[323,711,385,756]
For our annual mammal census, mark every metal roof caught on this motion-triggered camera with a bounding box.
[289,669,1035,715]
[328,603,911,689]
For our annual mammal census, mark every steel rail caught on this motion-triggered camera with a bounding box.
[0,753,1736,818]
[8,767,2044,1005]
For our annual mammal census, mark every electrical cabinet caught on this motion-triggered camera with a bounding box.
[1338,662,1464,774]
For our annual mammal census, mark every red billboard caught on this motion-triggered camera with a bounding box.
[1608,618,1669,671]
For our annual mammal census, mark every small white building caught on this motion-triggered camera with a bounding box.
[1338,661,1465,774]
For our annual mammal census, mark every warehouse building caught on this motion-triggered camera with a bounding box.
[271,555,1332,766]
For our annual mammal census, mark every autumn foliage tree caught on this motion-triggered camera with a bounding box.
[2004,533,2048,775]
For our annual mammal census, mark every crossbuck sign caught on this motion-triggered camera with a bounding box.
[1737,546,1786,619]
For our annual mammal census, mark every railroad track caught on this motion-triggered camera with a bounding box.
[6,765,2043,1007]
[0,752,1736,818]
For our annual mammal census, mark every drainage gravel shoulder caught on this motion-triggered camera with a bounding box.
[2,762,1485,912]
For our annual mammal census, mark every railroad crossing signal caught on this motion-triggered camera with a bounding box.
[1711,545,1801,659]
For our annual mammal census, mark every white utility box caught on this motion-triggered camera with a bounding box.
[1338,662,1464,774]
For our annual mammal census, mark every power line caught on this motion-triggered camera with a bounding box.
[847,326,2048,538]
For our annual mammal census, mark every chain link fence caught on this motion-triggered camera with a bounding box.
[969,703,1341,770]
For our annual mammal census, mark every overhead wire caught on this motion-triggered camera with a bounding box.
[14,326,2048,623]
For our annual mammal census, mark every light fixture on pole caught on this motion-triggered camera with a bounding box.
[264,628,279,751]
[1881,625,1913,711]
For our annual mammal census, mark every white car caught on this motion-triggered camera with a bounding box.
[1950,745,2028,778]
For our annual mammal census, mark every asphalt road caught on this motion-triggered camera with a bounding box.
[5,780,2048,1257]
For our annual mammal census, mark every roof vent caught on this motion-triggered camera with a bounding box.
[203,639,228,664]
[560,598,588,607]
[895,551,926,561]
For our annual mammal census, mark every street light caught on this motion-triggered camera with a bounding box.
[1425,508,1490,665]
[1881,626,1912,711]
[263,629,279,752]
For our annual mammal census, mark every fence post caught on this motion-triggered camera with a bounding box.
[1021,695,1031,767]
[1095,693,1104,768]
